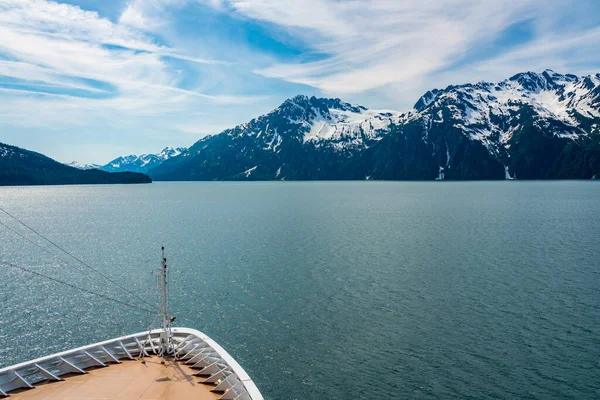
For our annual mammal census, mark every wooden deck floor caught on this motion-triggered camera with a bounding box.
[9,356,222,399]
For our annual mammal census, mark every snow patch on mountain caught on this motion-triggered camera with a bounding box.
[244,166,257,177]
[66,161,101,170]
[303,108,404,145]
[0,145,15,158]
[1,143,31,159]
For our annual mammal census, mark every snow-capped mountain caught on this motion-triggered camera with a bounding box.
[266,95,403,151]
[66,161,101,170]
[150,71,600,181]
[412,69,600,143]
[101,147,186,173]
[150,96,405,180]
[391,69,600,179]
[200,95,402,154]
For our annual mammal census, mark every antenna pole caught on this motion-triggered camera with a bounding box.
[160,246,169,355]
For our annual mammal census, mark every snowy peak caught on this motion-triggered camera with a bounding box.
[414,89,442,111]
[507,69,578,92]
[411,70,600,128]
[157,146,185,160]
[418,70,599,112]
[279,95,366,116]
[272,95,367,128]
[400,70,600,163]
[100,146,187,173]
[220,94,403,153]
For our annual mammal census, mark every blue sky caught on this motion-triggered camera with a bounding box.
[1,0,599,164]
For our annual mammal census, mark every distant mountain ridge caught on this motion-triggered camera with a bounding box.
[68,147,186,173]
[0,142,151,186]
[149,70,600,181]
[101,146,186,173]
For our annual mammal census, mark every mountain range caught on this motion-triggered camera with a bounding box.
[0,142,151,186]
[67,147,186,174]
[99,147,186,173]
[145,70,599,181]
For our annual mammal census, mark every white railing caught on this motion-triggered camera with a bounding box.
[0,327,263,400]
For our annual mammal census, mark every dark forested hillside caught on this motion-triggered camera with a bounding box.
[0,142,151,186]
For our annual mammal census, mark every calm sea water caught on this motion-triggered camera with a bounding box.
[0,181,599,399]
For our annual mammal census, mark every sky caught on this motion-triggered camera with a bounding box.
[0,0,599,164]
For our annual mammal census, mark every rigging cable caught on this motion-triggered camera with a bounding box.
[0,260,156,314]
[0,205,159,312]
[0,219,160,312]
[0,219,67,260]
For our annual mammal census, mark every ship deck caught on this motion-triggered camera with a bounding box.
[8,356,221,400]
[0,328,262,399]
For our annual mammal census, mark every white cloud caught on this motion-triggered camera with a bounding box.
[0,0,255,118]
[220,0,535,92]
[0,0,161,52]
[119,2,158,31]
[118,0,187,32]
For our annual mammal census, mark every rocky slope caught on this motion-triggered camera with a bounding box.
[149,70,600,181]
[0,142,151,186]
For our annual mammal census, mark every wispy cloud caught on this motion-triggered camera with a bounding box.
[200,0,600,100]
[469,26,600,78]
[0,0,253,110]
[226,0,537,93]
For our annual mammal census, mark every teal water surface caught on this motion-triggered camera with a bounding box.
[1,182,599,399]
